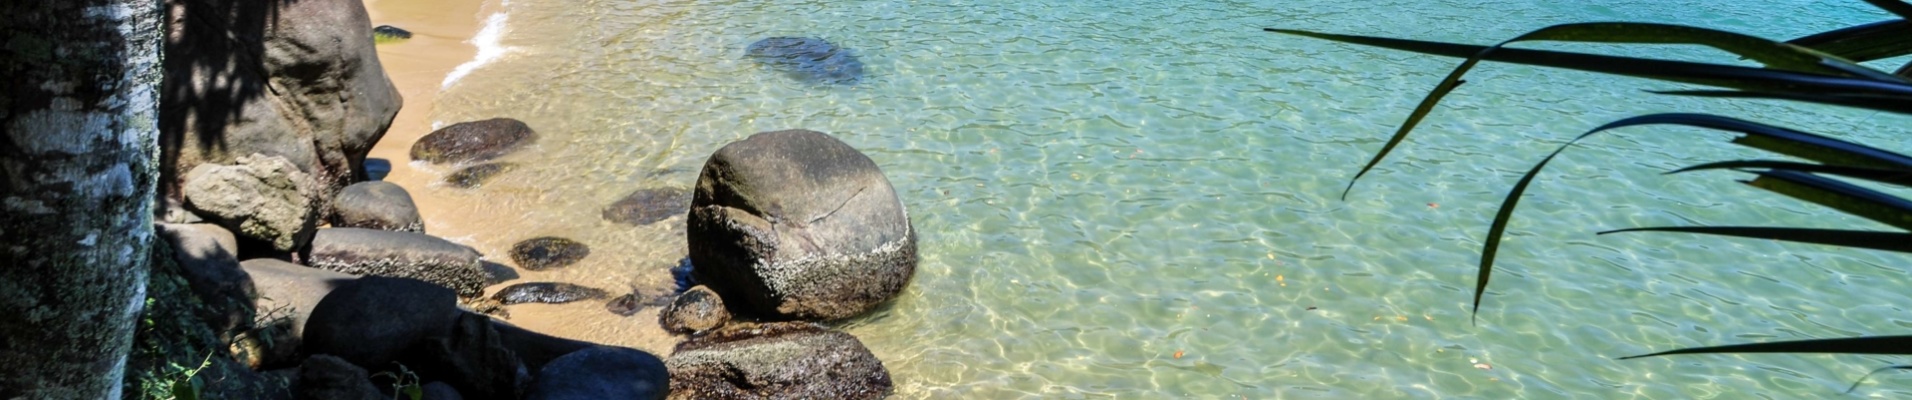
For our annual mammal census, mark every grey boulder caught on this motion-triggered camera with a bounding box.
[658,285,729,334]
[666,322,891,400]
[182,154,319,253]
[328,181,423,233]
[687,129,917,321]
[308,228,489,296]
[526,346,668,400]
[300,276,462,369]
[410,118,536,164]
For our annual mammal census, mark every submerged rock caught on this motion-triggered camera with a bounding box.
[605,285,670,317]
[411,118,537,164]
[445,162,517,188]
[490,282,609,305]
[687,130,917,321]
[373,25,412,42]
[602,187,690,226]
[666,322,891,399]
[509,236,591,271]
[746,37,865,84]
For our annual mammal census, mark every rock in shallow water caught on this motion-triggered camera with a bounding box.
[490,282,609,305]
[602,187,690,226]
[509,236,590,271]
[411,118,537,164]
[445,162,517,188]
[659,285,730,334]
[605,285,671,317]
[688,129,917,321]
[746,37,865,85]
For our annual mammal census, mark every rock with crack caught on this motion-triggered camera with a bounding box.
[182,154,320,253]
[666,322,891,399]
[687,129,917,321]
[307,228,490,296]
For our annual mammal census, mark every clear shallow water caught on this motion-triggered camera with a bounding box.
[425,0,1912,397]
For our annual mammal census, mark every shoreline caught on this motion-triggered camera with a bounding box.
[361,0,679,355]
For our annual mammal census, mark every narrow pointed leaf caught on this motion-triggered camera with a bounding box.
[1746,169,1912,231]
[1571,113,1912,169]
[1668,160,1912,187]
[1649,89,1912,114]
[1599,226,1912,253]
[1264,29,1912,97]
[1863,0,1912,20]
[1619,335,1912,359]
[1898,59,1912,78]
[1787,20,1912,63]
[1848,365,1912,393]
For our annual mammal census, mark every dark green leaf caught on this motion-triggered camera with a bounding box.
[1849,365,1912,393]
[1619,335,1912,359]
[1668,160,1912,187]
[1787,20,1912,63]
[1862,0,1912,20]
[1745,169,1912,231]
[1650,89,1912,114]
[1263,29,1912,97]
[1599,226,1912,253]
[1561,113,1912,169]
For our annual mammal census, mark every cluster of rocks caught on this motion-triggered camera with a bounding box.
[150,0,914,393]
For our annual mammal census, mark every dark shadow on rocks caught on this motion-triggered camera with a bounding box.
[480,261,519,285]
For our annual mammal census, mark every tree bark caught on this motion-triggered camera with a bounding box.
[0,0,163,398]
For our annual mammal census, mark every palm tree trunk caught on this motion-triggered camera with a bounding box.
[0,0,164,398]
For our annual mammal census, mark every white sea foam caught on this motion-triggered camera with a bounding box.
[442,11,511,89]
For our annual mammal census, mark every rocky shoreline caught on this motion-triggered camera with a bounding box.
[131,0,913,398]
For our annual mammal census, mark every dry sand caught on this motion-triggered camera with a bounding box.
[361,0,679,355]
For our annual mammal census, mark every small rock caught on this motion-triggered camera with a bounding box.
[183,153,319,253]
[297,354,383,400]
[364,158,393,181]
[308,228,489,296]
[373,25,413,42]
[508,236,590,271]
[301,276,461,369]
[410,118,536,164]
[328,181,424,233]
[526,346,668,400]
[602,188,689,226]
[605,285,669,317]
[490,282,609,305]
[667,322,891,399]
[445,162,517,188]
[659,285,730,334]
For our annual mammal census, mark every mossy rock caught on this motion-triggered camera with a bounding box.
[509,237,591,271]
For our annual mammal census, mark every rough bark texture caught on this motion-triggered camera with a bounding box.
[0,0,164,398]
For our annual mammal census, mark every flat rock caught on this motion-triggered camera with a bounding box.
[508,236,590,271]
[328,181,423,233]
[183,153,319,253]
[666,322,891,400]
[746,37,865,85]
[308,228,489,296]
[526,346,668,400]
[603,187,690,226]
[687,130,917,321]
[411,118,536,164]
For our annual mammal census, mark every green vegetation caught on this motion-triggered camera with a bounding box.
[1271,0,1912,391]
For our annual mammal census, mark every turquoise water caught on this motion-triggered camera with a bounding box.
[426,0,1912,397]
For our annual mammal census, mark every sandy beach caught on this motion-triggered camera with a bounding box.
[361,0,679,355]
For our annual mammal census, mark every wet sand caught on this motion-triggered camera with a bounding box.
[361,0,680,355]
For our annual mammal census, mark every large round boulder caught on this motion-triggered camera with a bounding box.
[666,322,891,399]
[182,154,320,253]
[301,276,462,369]
[687,129,916,321]
[328,181,423,233]
[526,346,669,400]
[160,0,401,218]
[307,228,489,296]
[410,118,537,164]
